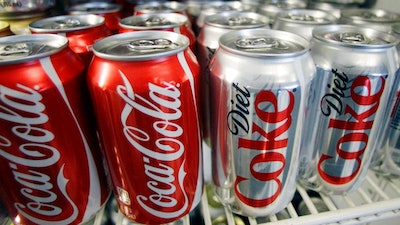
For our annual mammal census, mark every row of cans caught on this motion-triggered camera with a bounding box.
[1,1,400,225]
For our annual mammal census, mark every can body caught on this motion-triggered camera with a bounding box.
[118,13,196,53]
[87,31,203,224]
[209,29,315,217]
[29,14,112,66]
[298,25,399,194]
[0,34,110,225]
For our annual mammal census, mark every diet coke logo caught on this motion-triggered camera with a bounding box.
[318,69,385,185]
[0,84,79,225]
[116,70,189,219]
[230,83,294,207]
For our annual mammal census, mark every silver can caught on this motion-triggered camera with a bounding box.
[209,28,315,217]
[197,11,270,183]
[339,8,400,33]
[273,9,337,41]
[257,0,307,26]
[298,25,399,194]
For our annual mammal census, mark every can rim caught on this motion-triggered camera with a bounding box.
[0,34,68,65]
[134,1,187,14]
[340,8,400,23]
[29,14,105,32]
[204,11,270,29]
[219,28,310,58]
[92,30,189,61]
[119,13,187,30]
[68,2,122,14]
[312,25,399,48]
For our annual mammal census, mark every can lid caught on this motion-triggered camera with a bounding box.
[134,1,187,14]
[312,25,399,48]
[0,34,68,64]
[219,28,309,57]
[119,13,187,30]
[92,31,189,61]
[205,11,269,29]
[341,8,400,24]
[29,14,105,32]
[276,9,337,25]
[69,2,122,14]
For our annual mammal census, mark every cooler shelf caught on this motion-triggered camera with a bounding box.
[199,171,400,225]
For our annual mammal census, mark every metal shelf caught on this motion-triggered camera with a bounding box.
[200,171,400,225]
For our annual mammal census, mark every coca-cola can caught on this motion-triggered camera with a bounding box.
[209,28,315,217]
[68,2,123,34]
[0,34,110,225]
[298,25,399,194]
[118,13,196,53]
[29,14,112,66]
[339,8,400,33]
[197,11,270,183]
[87,31,203,224]
[272,9,337,41]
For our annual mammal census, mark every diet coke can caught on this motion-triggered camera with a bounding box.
[118,13,196,53]
[0,34,110,225]
[298,25,399,194]
[87,31,203,224]
[209,28,315,217]
[29,14,112,67]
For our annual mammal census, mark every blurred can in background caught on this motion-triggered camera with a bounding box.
[298,25,399,194]
[209,28,315,217]
[257,0,307,26]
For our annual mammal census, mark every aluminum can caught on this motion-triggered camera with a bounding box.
[134,1,188,16]
[307,0,359,19]
[0,0,55,15]
[298,25,399,194]
[197,11,270,183]
[209,28,315,217]
[87,31,203,224]
[273,9,337,41]
[0,34,110,225]
[29,14,112,67]
[339,8,400,33]
[68,2,122,34]
[257,0,307,26]
[118,13,196,53]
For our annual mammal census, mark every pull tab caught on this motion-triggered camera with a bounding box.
[52,18,82,29]
[128,38,177,50]
[0,43,31,57]
[235,37,286,49]
[288,13,315,21]
[145,17,169,26]
[340,32,368,44]
[228,16,254,25]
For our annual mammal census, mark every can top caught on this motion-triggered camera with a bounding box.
[201,1,255,13]
[69,2,122,14]
[29,14,105,32]
[276,9,337,25]
[341,8,400,24]
[92,31,189,61]
[119,13,188,30]
[312,25,399,48]
[258,0,307,15]
[205,11,269,29]
[0,34,68,65]
[219,28,309,57]
[134,1,187,14]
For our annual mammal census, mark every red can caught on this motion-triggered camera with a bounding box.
[68,2,123,34]
[0,34,110,225]
[29,14,112,67]
[119,12,196,53]
[87,31,203,224]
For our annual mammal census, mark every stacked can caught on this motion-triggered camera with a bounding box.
[298,25,399,194]
[273,9,337,41]
[0,34,110,225]
[29,14,112,67]
[209,28,315,217]
[119,13,196,53]
[87,31,203,224]
[339,8,400,33]
[68,2,123,34]
[197,11,270,183]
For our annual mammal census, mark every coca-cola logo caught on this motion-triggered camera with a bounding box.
[116,70,189,219]
[0,83,79,224]
[318,69,385,184]
[229,83,294,207]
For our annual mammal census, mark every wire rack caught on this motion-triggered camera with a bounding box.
[199,171,400,225]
